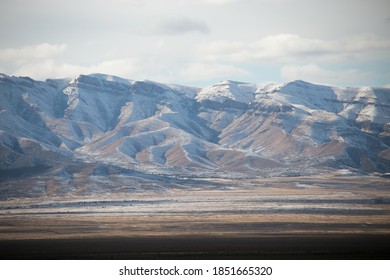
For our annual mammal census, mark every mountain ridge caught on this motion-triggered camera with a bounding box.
[1,73,389,180]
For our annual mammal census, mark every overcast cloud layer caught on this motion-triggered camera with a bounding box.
[1,0,389,87]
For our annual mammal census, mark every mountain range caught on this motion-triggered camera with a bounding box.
[1,73,389,183]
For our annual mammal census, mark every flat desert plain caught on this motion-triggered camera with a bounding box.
[0,173,389,259]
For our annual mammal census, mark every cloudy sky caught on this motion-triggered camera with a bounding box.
[1,0,390,87]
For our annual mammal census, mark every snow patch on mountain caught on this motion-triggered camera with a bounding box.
[196,80,257,104]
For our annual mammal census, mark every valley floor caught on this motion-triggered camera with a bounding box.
[0,173,389,259]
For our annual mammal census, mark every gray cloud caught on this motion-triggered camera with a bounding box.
[155,17,210,35]
[200,34,390,63]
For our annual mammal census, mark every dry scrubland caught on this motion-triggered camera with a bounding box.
[0,173,389,258]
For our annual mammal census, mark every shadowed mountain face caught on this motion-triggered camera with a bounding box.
[1,73,389,178]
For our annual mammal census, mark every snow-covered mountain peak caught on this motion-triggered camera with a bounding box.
[254,82,282,94]
[89,73,134,85]
[279,80,332,94]
[68,74,134,93]
[196,80,257,104]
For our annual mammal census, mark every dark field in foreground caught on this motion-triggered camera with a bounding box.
[1,235,390,260]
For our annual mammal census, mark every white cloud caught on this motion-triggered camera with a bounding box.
[201,34,390,63]
[91,59,139,77]
[0,43,67,65]
[280,64,375,86]
[179,63,249,82]
[151,17,210,35]
[0,43,144,80]
[12,58,140,80]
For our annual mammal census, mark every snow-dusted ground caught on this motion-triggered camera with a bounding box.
[1,174,389,239]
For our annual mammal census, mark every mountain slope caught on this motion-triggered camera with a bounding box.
[1,74,389,177]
